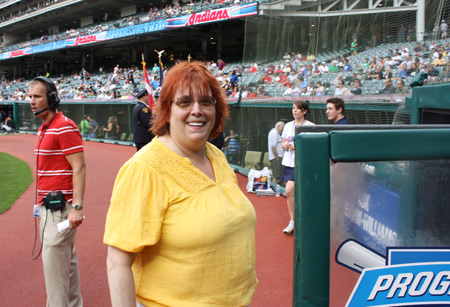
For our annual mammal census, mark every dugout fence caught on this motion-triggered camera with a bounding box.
[12,96,407,151]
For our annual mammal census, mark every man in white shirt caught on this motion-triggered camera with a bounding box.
[268,121,285,183]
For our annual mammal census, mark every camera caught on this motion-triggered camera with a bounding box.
[43,191,66,210]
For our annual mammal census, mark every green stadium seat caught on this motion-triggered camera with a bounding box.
[244,151,262,170]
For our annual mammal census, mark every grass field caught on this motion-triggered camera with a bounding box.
[0,152,33,214]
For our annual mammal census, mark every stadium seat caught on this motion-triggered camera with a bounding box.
[244,151,262,170]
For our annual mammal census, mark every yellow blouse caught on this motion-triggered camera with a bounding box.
[104,138,258,307]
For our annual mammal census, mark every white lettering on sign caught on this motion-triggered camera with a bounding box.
[368,271,450,301]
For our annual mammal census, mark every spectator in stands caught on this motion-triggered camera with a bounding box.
[315,81,325,96]
[395,80,409,94]
[427,64,440,80]
[443,66,450,82]
[331,73,344,88]
[223,84,233,97]
[369,66,384,80]
[329,60,339,73]
[356,68,367,81]
[384,67,393,80]
[326,97,349,124]
[287,70,297,83]
[392,51,403,66]
[248,61,258,73]
[343,59,352,72]
[402,54,414,70]
[217,59,226,71]
[283,61,292,74]
[274,65,283,75]
[268,121,285,183]
[261,73,272,84]
[399,63,408,79]
[150,76,160,90]
[384,56,395,69]
[433,54,447,67]
[318,62,329,74]
[300,87,309,96]
[257,86,270,97]
[380,78,396,94]
[368,57,378,70]
[304,64,313,78]
[334,81,352,96]
[361,58,370,69]
[306,83,315,95]
[413,43,422,54]
[247,88,257,98]
[347,73,358,85]
[411,62,421,77]
[152,63,160,75]
[350,79,362,95]
[241,85,249,98]
[104,61,257,307]
[283,82,300,96]
[298,76,309,89]
[445,42,450,52]
[230,70,239,85]
[281,100,314,234]
[230,86,240,98]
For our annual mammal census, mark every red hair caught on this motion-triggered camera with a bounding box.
[151,61,229,138]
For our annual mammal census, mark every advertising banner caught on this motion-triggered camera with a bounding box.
[166,2,258,28]
[330,160,450,307]
[343,246,450,307]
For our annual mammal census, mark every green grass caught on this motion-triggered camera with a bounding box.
[0,153,33,214]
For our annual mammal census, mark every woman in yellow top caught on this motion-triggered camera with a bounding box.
[104,61,258,307]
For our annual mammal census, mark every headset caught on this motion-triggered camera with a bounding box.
[33,76,61,116]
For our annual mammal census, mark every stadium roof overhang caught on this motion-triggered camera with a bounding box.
[259,0,418,17]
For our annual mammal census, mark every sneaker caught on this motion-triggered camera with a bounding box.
[283,220,294,233]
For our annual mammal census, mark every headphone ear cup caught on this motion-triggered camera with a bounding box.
[47,91,60,108]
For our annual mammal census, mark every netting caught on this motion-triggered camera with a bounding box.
[243,0,450,63]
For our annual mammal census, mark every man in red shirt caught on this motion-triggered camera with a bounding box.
[29,76,86,306]
[262,72,272,84]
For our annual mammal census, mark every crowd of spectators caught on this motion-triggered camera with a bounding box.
[2,0,250,52]
[207,38,450,98]
[0,63,165,100]
[0,37,449,101]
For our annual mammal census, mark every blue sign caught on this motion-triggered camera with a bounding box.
[346,248,450,306]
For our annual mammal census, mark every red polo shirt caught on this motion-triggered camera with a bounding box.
[35,112,83,204]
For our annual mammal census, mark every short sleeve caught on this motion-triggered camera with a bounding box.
[268,130,276,147]
[104,158,169,252]
[59,126,83,156]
